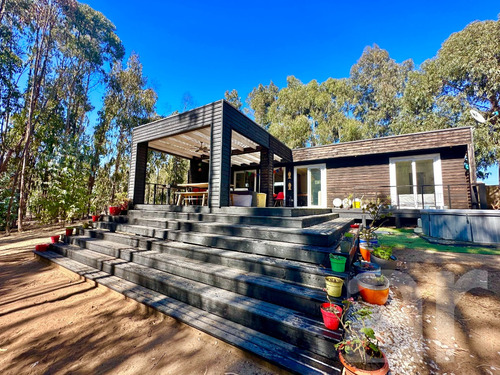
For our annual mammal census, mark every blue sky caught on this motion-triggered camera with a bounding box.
[83,0,499,183]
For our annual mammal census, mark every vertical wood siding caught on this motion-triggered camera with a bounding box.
[128,141,148,204]
[260,148,274,206]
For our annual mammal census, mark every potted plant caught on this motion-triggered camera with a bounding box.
[371,245,398,270]
[108,206,121,216]
[359,199,392,246]
[35,244,50,252]
[65,227,74,236]
[355,274,390,305]
[50,235,60,243]
[335,298,390,374]
[329,254,347,272]
[320,293,343,331]
[352,261,381,276]
[325,276,344,297]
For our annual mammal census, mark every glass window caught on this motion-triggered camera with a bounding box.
[310,168,322,206]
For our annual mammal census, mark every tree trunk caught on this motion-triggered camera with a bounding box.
[5,166,20,235]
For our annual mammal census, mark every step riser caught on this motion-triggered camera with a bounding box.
[52,244,340,359]
[68,237,327,317]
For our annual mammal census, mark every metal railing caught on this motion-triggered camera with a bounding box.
[145,183,173,205]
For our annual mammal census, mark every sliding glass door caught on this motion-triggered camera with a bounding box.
[294,164,326,208]
[390,154,444,208]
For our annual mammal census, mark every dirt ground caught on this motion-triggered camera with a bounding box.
[392,246,500,375]
[1,225,499,374]
[0,225,283,375]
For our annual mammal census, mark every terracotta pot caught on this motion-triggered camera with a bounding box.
[109,206,121,216]
[359,246,373,261]
[339,350,389,375]
[50,235,60,244]
[356,274,390,305]
[320,303,342,330]
[92,215,99,222]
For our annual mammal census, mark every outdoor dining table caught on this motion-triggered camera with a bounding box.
[175,183,209,205]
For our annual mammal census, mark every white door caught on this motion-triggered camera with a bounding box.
[294,164,326,208]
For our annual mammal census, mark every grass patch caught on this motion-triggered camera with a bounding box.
[376,227,500,256]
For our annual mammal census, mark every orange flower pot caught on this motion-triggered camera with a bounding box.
[339,350,389,375]
[356,274,390,305]
[359,245,373,262]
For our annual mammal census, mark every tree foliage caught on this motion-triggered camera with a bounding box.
[224,89,242,110]
[247,18,500,177]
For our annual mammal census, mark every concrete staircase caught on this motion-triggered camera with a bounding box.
[35,205,357,374]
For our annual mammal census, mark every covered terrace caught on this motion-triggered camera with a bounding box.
[128,100,293,208]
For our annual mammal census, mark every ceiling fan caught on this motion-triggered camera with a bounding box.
[193,141,209,154]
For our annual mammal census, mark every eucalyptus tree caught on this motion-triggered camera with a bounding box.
[398,17,500,177]
[349,44,414,137]
[246,81,278,129]
[224,89,242,110]
[98,53,157,204]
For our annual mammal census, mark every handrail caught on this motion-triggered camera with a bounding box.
[145,183,173,205]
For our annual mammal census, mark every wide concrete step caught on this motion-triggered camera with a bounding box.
[82,229,348,289]
[67,235,338,317]
[48,243,343,359]
[127,210,339,229]
[125,217,351,246]
[34,250,341,375]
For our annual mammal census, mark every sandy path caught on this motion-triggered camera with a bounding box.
[0,227,284,375]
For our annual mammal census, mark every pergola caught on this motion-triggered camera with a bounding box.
[128,100,292,207]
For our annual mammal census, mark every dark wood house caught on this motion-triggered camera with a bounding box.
[129,100,476,210]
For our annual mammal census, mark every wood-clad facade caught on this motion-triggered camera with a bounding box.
[129,100,475,209]
[291,128,474,209]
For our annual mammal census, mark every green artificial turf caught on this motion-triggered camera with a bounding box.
[376,228,500,256]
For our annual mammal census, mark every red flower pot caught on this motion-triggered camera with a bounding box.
[92,215,99,222]
[50,235,60,243]
[350,224,359,228]
[35,244,50,252]
[109,206,121,216]
[320,303,343,330]
[65,228,73,236]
